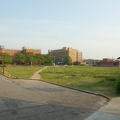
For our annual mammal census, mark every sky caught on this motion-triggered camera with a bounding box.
[0,0,120,59]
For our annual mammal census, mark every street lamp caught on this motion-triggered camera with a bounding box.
[0,45,5,75]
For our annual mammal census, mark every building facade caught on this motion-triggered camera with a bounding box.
[48,47,82,64]
[22,46,41,54]
[0,46,41,61]
[97,58,120,67]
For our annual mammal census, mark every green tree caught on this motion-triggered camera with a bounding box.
[2,53,12,64]
[43,54,53,65]
[116,77,120,94]
[25,52,34,65]
[34,54,45,65]
[15,53,26,64]
[64,56,72,65]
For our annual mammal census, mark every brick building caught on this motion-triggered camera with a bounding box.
[97,58,120,67]
[22,46,41,54]
[48,47,83,64]
[0,46,41,55]
[0,46,41,61]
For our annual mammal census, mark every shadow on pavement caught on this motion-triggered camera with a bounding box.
[0,97,94,120]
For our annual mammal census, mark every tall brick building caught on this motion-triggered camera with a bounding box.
[48,47,83,64]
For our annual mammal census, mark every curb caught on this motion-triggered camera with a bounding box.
[28,77,110,104]
[0,73,110,103]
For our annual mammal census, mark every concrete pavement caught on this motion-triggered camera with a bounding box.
[86,97,120,120]
[0,75,108,120]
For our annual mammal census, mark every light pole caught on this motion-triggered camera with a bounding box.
[0,45,4,75]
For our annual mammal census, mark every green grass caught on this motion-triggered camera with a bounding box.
[0,65,43,79]
[40,66,120,97]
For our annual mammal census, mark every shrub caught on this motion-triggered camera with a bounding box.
[116,77,120,94]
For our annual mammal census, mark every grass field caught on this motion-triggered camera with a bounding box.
[0,65,43,79]
[40,66,120,97]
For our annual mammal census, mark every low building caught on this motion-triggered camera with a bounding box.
[48,47,83,64]
[97,58,120,67]
[0,46,41,55]
[22,46,41,54]
[0,46,41,62]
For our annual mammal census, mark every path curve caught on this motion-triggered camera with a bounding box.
[30,66,48,80]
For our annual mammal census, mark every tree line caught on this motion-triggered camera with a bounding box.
[0,52,53,65]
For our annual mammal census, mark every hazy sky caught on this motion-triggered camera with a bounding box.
[0,0,120,59]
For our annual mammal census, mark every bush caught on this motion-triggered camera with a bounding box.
[116,77,120,94]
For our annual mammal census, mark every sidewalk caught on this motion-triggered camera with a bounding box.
[86,97,120,120]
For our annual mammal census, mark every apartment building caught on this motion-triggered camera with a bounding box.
[48,47,83,64]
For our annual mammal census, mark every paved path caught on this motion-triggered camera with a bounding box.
[0,75,108,120]
[86,97,120,120]
[30,66,48,80]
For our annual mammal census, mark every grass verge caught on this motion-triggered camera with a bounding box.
[40,66,120,97]
[0,65,43,79]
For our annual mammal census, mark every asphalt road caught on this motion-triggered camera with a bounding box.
[0,75,108,120]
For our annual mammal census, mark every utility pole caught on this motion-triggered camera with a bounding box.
[0,45,4,75]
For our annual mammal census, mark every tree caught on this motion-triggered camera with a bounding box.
[25,52,34,65]
[34,54,45,65]
[43,54,53,65]
[64,56,72,65]
[116,77,120,94]
[2,53,12,64]
[15,53,26,64]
